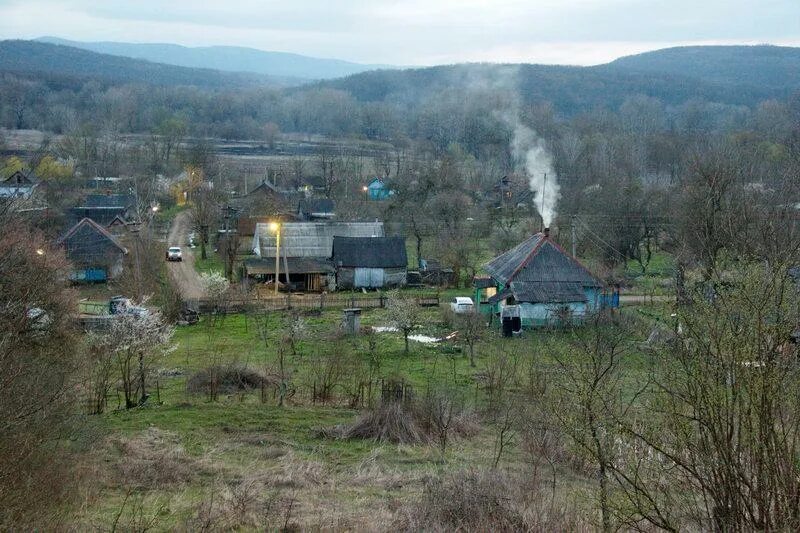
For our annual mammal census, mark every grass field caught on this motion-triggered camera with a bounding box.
[74,296,670,529]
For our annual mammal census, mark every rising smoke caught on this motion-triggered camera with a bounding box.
[506,115,560,227]
[460,64,560,227]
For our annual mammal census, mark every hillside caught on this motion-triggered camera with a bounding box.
[605,45,800,91]
[320,48,798,116]
[0,40,289,88]
[37,37,390,80]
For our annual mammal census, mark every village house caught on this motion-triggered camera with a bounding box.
[70,193,136,225]
[332,236,408,289]
[366,178,392,201]
[478,229,604,328]
[57,217,128,282]
[247,221,384,291]
[298,198,335,220]
[0,170,38,199]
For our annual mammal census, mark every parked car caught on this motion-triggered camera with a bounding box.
[109,296,149,318]
[450,296,475,314]
[166,246,183,261]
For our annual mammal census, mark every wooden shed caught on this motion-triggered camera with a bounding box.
[332,236,408,289]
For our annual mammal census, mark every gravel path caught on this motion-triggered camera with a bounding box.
[166,211,205,300]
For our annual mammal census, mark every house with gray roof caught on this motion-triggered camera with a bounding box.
[0,170,38,199]
[57,217,128,282]
[298,198,335,220]
[332,236,407,289]
[248,221,384,291]
[479,230,604,327]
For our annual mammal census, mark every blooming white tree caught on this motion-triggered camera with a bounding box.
[201,271,230,316]
[386,290,420,355]
[106,309,175,408]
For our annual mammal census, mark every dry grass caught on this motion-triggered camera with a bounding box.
[111,428,214,489]
[395,468,589,532]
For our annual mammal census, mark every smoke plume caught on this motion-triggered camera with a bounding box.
[508,119,560,228]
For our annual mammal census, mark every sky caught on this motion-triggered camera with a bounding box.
[0,0,798,66]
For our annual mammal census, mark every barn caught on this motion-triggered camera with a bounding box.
[332,236,408,289]
[480,230,604,327]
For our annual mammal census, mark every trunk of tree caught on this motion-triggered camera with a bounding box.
[138,352,147,405]
[469,343,475,367]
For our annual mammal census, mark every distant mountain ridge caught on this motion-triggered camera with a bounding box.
[36,36,392,81]
[0,40,287,88]
[319,45,800,115]
[605,45,800,90]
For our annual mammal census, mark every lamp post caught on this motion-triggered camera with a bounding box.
[269,221,281,295]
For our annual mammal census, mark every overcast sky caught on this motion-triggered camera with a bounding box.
[0,0,798,65]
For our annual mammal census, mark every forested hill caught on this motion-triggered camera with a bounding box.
[320,45,800,115]
[37,37,389,81]
[605,45,800,90]
[0,40,288,88]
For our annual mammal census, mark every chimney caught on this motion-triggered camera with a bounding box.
[543,227,550,238]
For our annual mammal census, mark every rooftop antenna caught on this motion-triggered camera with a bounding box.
[540,172,547,231]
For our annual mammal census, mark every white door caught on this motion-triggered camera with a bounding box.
[355,268,384,287]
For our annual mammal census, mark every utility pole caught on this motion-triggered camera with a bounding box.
[273,223,281,295]
[571,214,577,258]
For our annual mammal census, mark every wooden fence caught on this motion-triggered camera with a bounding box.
[195,292,440,314]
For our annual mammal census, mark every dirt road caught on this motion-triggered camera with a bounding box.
[166,211,205,300]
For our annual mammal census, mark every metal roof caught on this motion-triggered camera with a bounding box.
[245,257,333,275]
[82,194,135,208]
[510,281,588,304]
[484,233,601,288]
[253,221,384,258]
[298,198,335,216]
[332,236,407,268]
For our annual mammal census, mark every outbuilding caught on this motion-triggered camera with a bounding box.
[332,236,408,289]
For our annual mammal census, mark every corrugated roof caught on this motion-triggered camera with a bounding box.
[254,222,384,258]
[70,206,127,225]
[245,257,333,275]
[82,194,135,208]
[472,276,495,289]
[332,236,407,268]
[510,281,588,304]
[483,233,545,285]
[299,198,335,215]
[57,217,128,254]
[484,233,601,288]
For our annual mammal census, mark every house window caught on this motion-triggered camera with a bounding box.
[485,287,497,298]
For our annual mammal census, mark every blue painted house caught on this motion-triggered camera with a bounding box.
[477,230,604,327]
[366,178,392,201]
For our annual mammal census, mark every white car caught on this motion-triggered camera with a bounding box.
[450,296,475,314]
[166,246,183,262]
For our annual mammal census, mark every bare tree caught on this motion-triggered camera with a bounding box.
[0,209,83,526]
[551,313,632,532]
[456,310,485,367]
[190,184,220,260]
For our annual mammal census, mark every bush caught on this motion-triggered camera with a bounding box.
[187,364,275,396]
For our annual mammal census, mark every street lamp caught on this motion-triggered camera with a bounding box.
[269,222,281,295]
